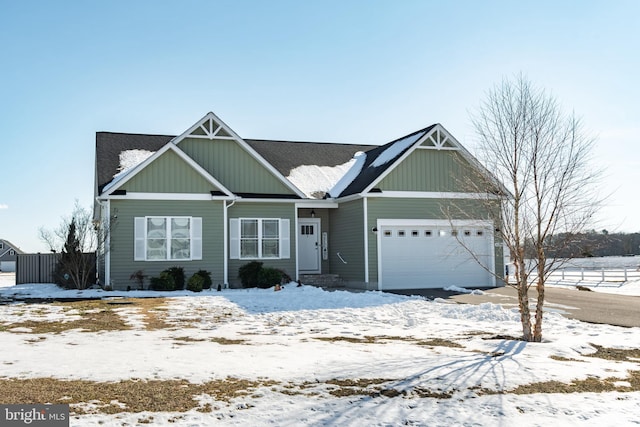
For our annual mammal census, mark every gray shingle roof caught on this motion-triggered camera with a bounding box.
[332,125,437,197]
[95,132,174,194]
[95,133,375,197]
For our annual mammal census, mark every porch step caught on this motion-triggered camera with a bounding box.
[299,274,344,288]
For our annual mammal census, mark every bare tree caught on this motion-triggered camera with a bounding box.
[39,201,110,289]
[470,75,601,342]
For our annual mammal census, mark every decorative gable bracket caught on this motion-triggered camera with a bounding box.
[420,127,459,150]
[188,116,235,140]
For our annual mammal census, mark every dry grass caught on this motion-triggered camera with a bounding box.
[0,377,276,414]
[482,370,640,395]
[314,335,463,348]
[585,344,640,361]
[0,298,171,334]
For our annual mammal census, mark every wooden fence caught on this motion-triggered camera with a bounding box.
[16,253,96,285]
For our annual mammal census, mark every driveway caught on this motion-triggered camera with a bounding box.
[389,286,640,328]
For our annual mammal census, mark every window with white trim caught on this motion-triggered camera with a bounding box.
[134,216,202,261]
[229,218,290,260]
[241,218,279,258]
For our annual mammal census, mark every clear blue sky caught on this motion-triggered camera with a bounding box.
[1,1,638,252]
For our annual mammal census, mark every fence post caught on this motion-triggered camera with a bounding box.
[581,268,584,281]
[624,268,628,281]
[601,268,605,282]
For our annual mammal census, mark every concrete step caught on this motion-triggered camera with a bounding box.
[299,274,343,288]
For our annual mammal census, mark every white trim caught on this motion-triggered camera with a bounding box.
[294,214,299,280]
[377,219,494,228]
[135,216,201,262]
[107,193,232,201]
[366,191,502,200]
[294,201,339,209]
[232,198,303,204]
[102,142,234,197]
[358,124,508,198]
[105,200,111,287]
[172,112,307,199]
[236,217,288,260]
[363,198,369,284]
[298,218,321,274]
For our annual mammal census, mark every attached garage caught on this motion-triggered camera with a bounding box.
[0,261,16,272]
[377,219,495,290]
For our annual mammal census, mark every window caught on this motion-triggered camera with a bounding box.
[451,230,458,237]
[425,230,432,236]
[240,219,279,259]
[230,218,290,260]
[411,230,419,237]
[134,216,202,261]
[384,230,392,237]
[397,230,406,237]
[464,230,471,236]
[477,230,484,237]
[9,250,14,256]
[0,242,3,250]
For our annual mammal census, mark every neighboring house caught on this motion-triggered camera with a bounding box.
[0,239,24,272]
[94,112,505,291]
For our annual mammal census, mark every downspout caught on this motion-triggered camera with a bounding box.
[95,197,110,288]
[363,197,369,287]
[223,197,237,287]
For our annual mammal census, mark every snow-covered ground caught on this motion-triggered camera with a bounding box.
[0,274,639,426]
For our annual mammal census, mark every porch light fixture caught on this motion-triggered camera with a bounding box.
[311,210,315,217]
[372,227,378,234]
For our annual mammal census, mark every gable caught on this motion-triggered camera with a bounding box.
[179,137,297,196]
[123,149,223,194]
[377,149,481,193]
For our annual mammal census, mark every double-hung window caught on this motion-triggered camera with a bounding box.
[134,216,202,261]
[230,218,289,259]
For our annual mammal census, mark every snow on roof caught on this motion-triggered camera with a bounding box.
[328,151,366,198]
[101,149,156,194]
[370,131,425,168]
[116,149,156,177]
[286,159,357,199]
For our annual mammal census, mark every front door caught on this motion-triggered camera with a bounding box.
[298,218,321,273]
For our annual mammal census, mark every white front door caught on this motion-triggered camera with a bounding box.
[298,219,321,273]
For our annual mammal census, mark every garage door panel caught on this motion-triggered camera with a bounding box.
[379,223,494,290]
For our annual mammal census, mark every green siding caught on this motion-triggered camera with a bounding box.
[378,150,480,192]
[366,197,503,283]
[179,137,295,195]
[108,199,224,290]
[328,200,365,283]
[124,149,220,193]
[227,202,296,287]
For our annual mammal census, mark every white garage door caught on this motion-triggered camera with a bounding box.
[378,220,495,290]
[0,261,16,272]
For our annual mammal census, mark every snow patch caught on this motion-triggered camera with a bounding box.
[116,149,155,177]
[328,151,366,197]
[287,160,355,198]
[370,131,426,168]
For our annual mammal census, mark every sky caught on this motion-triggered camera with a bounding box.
[1,1,638,252]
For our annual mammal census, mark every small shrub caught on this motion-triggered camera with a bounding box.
[150,271,175,291]
[238,261,264,288]
[194,270,212,289]
[257,268,284,289]
[187,274,204,292]
[130,270,146,290]
[165,267,185,290]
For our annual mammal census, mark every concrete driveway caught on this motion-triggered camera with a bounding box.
[389,286,640,328]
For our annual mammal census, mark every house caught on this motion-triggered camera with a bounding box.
[94,112,505,291]
[0,239,24,272]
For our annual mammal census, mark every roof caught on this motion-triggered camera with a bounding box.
[95,132,174,194]
[330,125,437,197]
[0,239,25,257]
[95,132,375,198]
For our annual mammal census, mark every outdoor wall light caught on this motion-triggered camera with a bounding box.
[372,227,378,234]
